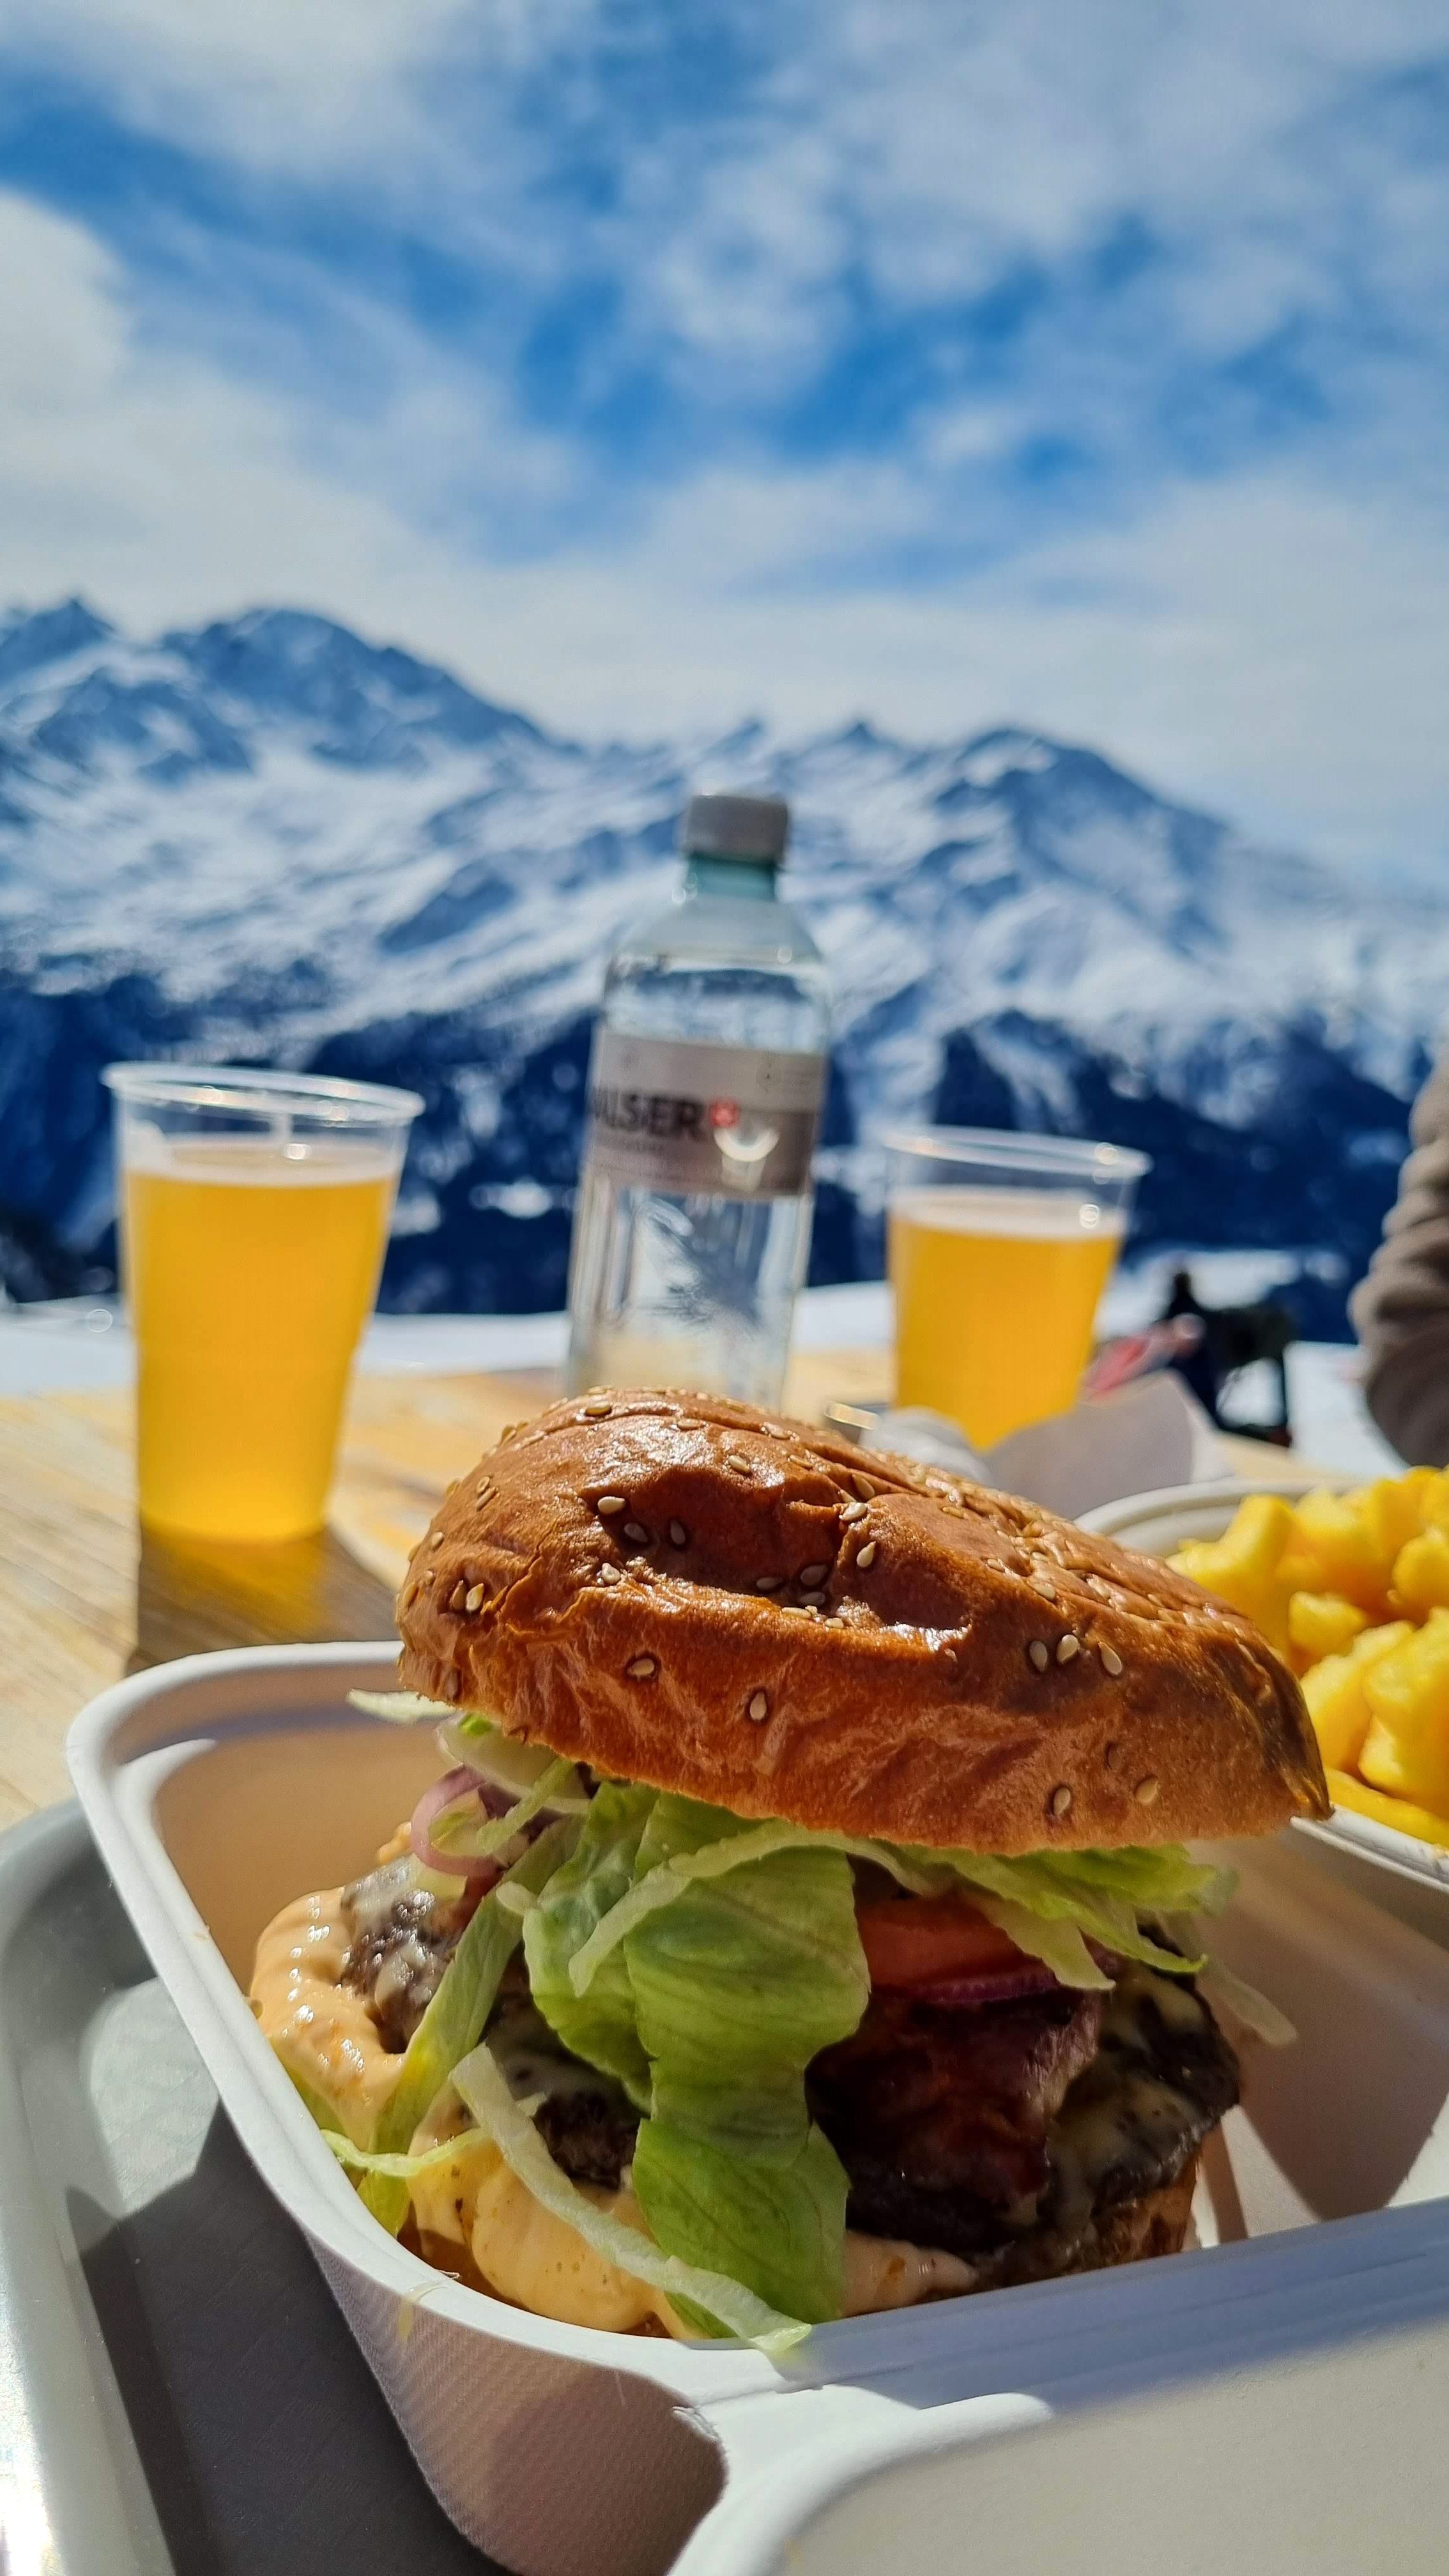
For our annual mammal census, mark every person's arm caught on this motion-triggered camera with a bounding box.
[1350,1055,1449,1466]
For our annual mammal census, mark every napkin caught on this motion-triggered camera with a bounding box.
[862,1371,1230,1521]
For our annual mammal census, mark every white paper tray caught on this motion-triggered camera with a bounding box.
[1083,1479,1449,1913]
[65,1642,1449,2575]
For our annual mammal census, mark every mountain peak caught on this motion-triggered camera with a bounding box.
[0,598,114,688]
[160,606,551,765]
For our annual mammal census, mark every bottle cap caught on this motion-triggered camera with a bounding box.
[681,792,790,863]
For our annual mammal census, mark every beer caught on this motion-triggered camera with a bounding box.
[106,1066,420,1544]
[123,1135,394,1539]
[885,1130,1148,1449]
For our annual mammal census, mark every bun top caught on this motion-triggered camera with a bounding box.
[395,1392,1328,1854]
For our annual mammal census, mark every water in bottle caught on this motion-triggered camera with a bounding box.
[566,791,831,1404]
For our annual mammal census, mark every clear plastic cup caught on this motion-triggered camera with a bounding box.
[104,1064,422,1542]
[885,1126,1149,1448]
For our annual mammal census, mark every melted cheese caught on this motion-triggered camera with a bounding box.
[250,1882,986,2335]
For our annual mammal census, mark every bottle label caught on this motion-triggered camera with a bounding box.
[581,1029,826,1199]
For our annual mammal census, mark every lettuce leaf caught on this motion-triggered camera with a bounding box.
[347,1689,454,1723]
[631,2119,847,2335]
[450,2043,811,2355]
[323,2125,497,2183]
[523,1784,656,2108]
[624,1799,862,2323]
[566,1814,1223,1998]
[360,1818,579,2233]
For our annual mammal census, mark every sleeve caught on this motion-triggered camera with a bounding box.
[1349,1053,1449,1467]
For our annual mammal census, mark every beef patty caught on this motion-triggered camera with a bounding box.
[808,1959,1238,2271]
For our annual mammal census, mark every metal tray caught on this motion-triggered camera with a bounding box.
[0,1800,491,2576]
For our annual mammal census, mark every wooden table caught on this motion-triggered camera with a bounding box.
[0,1346,896,1830]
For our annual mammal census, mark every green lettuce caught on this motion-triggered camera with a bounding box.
[523,1790,867,2325]
[360,1818,578,2233]
[523,1784,656,2106]
[450,2043,811,2354]
[565,1816,1226,2000]
[624,1797,866,2326]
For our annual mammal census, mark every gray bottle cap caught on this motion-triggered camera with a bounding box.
[681,791,790,862]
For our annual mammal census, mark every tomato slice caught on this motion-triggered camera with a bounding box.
[856,1894,1034,1990]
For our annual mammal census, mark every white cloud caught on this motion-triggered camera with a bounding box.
[3,187,1448,884]
[3,0,477,169]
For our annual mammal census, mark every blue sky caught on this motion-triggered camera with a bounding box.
[1,1,1448,870]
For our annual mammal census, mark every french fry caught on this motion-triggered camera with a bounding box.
[1170,1476,1449,1839]
[1390,1525,1449,1620]
[1287,1591,1369,1664]
[1359,1610,1449,1815]
[1286,1487,1399,1614]
[1169,1494,1296,1653]
[1302,1621,1413,1772]
[1326,1767,1449,1853]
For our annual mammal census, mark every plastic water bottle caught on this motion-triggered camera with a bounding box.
[566,792,831,1404]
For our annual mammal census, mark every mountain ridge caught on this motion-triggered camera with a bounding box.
[0,598,1436,1336]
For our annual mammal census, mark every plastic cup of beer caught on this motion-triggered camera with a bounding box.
[885,1127,1149,1449]
[103,1064,423,1542]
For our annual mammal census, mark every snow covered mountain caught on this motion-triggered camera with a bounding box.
[0,599,1438,1335]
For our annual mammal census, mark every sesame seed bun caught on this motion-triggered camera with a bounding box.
[395,1392,1328,1855]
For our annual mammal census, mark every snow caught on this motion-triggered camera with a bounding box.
[0,597,1440,1325]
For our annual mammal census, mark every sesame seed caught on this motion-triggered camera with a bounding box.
[798,1563,829,1586]
[1134,1775,1160,1806]
[799,1591,827,1608]
[762,1422,788,1438]
[429,1531,444,1549]
[443,1671,461,1702]
[464,1584,486,1614]
[627,1655,658,1681]
[755,1574,781,1593]
[1056,1635,1081,1664]
[675,1414,702,1429]
[941,1646,958,1666]
[724,1450,751,1472]
[840,1499,868,1525]
[1100,1645,1124,1678]
[851,1471,879,1500]
[1086,1575,1112,1600]
[421,1568,436,1588]
[475,1479,493,1502]
[448,1582,469,1612]
[581,1400,613,1419]
[1027,1640,1050,1673]
[596,1495,626,1517]
[1104,1740,1124,1773]
[623,1522,650,1545]
[856,1540,878,1570]
[1049,1785,1073,1821]
[597,1563,624,1586]
[748,1690,769,1722]
[669,1521,688,1546]
[781,1604,820,1618]
[1030,1572,1057,1601]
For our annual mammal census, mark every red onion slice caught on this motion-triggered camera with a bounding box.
[410,1766,507,1882]
[910,1961,1064,2008]
[909,1942,1118,2009]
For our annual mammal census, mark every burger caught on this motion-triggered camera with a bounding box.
[251,1392,1328,2349]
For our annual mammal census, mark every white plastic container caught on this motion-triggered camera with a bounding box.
[1083,1479,1449,1926]
[66,1643,1449,2575]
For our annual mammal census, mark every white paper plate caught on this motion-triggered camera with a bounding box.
[1081,1478,1449,1900]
